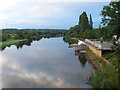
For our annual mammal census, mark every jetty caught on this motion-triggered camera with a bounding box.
[70,40,87,51]
[70,40,87,56]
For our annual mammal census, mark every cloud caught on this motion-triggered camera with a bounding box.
[2,50,77,88]
[0,1,109,29]
[0,2,66,28]
[3,2,64,18]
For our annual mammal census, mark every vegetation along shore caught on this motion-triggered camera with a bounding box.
[64,1,119,88]
[0,29,66,50]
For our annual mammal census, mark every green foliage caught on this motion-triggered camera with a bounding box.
[65,25,81,38]
[82,30,95,39]
[1,29,65,49]
[65,12,94,39]
[101,1,120,25]
[2,34,11,41]
[16,30,24,39]
[103,52,119,68]
[2,35,7,41]
[2,29,65,40]
[89,14,93,29]
[65,12,99,40]
[101,1,120,36]
[65,1,120,40]
[14,34,20,39]
[63,36,78,44]
[92,65,119,88]
[86,48,119,88]
[1,39,27,47]
[79,12,91,31]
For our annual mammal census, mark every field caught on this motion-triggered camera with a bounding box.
[0,39,27,47]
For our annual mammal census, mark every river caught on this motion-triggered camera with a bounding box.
[1,37,94,88]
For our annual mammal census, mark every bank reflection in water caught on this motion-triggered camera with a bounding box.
[2,37,94,88]
[1,37,42,51]
[74,51,87,68]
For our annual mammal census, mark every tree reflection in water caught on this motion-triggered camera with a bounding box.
[1,38,42,51]
[78,56,87,68]
[74,51,87,68]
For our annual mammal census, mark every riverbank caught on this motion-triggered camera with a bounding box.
[64,36,119,88]
[63,36,79,44]
[85,48,119,88]
[0,39,27,48]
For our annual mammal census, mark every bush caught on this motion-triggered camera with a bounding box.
[2,35,7,41]
[91,65,119,88]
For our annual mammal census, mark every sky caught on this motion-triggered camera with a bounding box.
[0,0,111,29]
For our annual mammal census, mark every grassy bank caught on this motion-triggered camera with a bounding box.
[86,49,103,63]
[86,49,119,88]
[63,36,79,44]
[91,64,118,88]
[0,39,27,47]
[103,52,120,69]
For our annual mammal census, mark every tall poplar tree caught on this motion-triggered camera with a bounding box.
[90,14,93,29]
[79,12,90,32]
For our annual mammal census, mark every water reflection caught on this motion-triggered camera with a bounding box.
[16,40,32,49]
[1,38,41,51]
[74,51,87,68]
[78,56,87,68]
[2,37,94,88]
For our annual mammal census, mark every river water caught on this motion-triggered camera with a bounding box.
[1,37,94,88]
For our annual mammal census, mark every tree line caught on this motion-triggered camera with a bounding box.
[64,1,120,40]
[1,29,66,42]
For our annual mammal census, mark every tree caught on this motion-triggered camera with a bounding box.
[16,30,24,39]
[66,25,80,38]
[79,12,90,32]
[90,14,93,29]
[2,35,7,41]
[101,1,120,36]
[101,1,120,69]
[1,34,11,41]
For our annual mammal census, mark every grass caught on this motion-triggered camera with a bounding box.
[0,39,27,47]
[103,52,119,68]
[85,49,119,88]
[64,36,78,44]
[71,37,79,41]
[91,64,119,88]
[86,48,103,63]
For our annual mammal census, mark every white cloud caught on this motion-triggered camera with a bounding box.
[0,1,65,28]
[0,0,111,12]
[0,0,22,11]
[0,0,111,11]
[0,0,110,28]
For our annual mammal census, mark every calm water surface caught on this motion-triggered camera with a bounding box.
[1,37,94,88]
